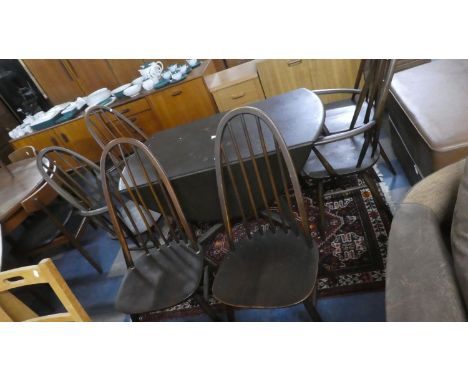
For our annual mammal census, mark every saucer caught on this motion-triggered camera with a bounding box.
[169,73,188,84]
[154,78,170,89]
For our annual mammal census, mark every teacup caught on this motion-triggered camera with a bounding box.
[161,70,172,80]
[142,79,155,91]
[168,64,178,73]
[171,71,183,81]
[186,59,197,67]
[178,64,188,74]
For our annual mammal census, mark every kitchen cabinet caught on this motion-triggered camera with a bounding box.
[54,119,102,163]
[22,60,84,105]
[147,77,217,129]
[257,59,360,104]
[66,60,120,95]
[10,60,218,162]
[106,59,145,85]
[114,97,163,136]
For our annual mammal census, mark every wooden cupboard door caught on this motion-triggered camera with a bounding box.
[54,119,102,162]
[17,128,64,152]
[66,60,119,95]
[147,78,217,129]
[257,59,313,98]
[22,59,84,105]
[106,59,144,84]
[307,60,360,104]
[127,110,163,136]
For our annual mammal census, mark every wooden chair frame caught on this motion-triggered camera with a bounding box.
[18,181,102,274]
[85,105,148,150]
[8,145,36,163]
[0,258,90,322]
[100,138,219,320]
[215,106,312,244]
[304,59,396,232]
[213,106,321,320]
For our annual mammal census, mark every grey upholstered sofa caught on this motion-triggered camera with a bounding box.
[386,159,468,321]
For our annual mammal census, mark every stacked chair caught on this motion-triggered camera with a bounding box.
[302,59,397,232]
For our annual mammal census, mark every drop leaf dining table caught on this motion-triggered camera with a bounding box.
[123,88,325,222]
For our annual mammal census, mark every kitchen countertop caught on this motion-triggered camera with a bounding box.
[9,60,212,144]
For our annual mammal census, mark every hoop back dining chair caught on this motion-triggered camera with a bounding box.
[85,105,148,150]
[17,181,102,274]
[212,106,321,320]
[0,258,91,322]
[302,59,396,233]
[100,138,219,319]
[8,145,36,163]
[37,146,114,231]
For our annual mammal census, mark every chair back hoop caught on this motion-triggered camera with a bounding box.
[8,146,36,163]
[214,106,311,245]
[0,258,90,322]
[36,146,106,215]
[20,181,58,214]
[100,138,198,269]
[85,105,148,150]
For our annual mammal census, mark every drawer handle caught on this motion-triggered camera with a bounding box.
[120,108,130,115]
[231,92,245,100]
[171,90,183,97]
[287,59,302,67]
[51,137,59,145]
[60,133,69,143]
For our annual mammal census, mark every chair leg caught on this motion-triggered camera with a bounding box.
[303,297,322,322]
[41,207,103,274]
[362,171,388,213]
[225,305,236,322]
[378,142,397,175]
[317,180,326,236]
[193,293,221,322]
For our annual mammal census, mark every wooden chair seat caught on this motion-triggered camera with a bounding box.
[323,101,372,134]
[115,242,203,314]
[302,134,380,179]
[212,229,319,308]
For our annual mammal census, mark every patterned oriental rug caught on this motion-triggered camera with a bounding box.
[136,173,392,321]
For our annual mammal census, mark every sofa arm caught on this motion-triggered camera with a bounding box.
[403,159,465,224]
[386,203,466,321]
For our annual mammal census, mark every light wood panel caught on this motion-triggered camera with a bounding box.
[66,59,120,94]
[147,78,217,129]
[257,59,313,98]
[257,59,361,103]
[22,59,84,105]
[106,59,145,85]
[212,78,265,112]
[127,109,163,136]
[0,258,91,322]
[307,59,361,103]
[54,119,102,162]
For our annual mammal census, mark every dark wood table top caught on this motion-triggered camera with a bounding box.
[143,88,325,180]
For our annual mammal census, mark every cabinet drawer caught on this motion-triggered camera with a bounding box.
[114,97,151,117]
[212,78,265,112]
